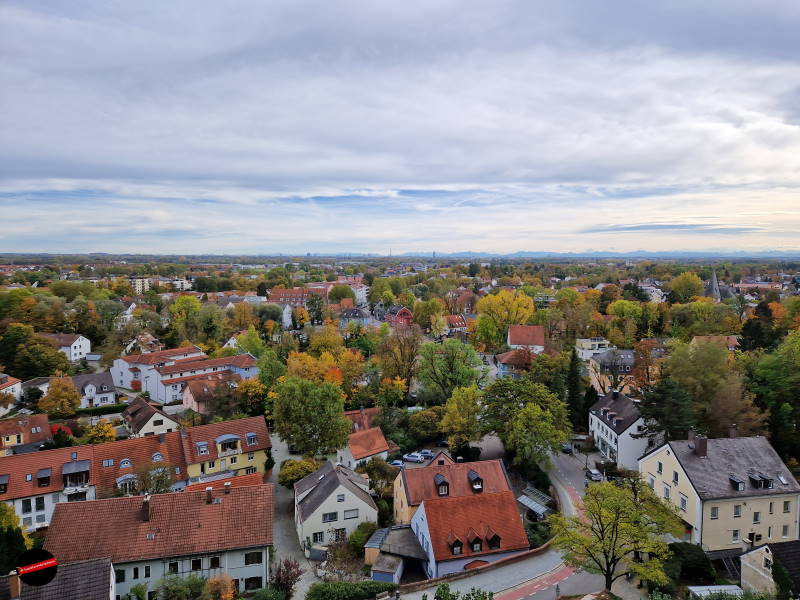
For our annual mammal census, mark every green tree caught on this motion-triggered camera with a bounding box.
[235,325,268,358]
[329,285,356,304]
[475,290,535,349]
[669,272,704,303]
[408,406,445,442]
[506,399,571,468]
[635,378,696,442]
[665,340,731,424]
[565,349,584,429]
[0,503,30,577]
[134,461,176,495]
[278,458,319,488]
[376,325,422,391]
[307,293,325,324]
[413,299,444,330]
[549,478,682,591]
[273,377,351,456]
[168,295,202,339]
[417,339,484,403]
[441,386,483,450]
[257,349,287,391]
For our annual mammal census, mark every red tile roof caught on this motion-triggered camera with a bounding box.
[0,374,21,392]
[121,346,204,365]
[183,372,243,407]
[446,315,468,329]
[44,484,274,564]
[161,369,240,387]
[180,416,270,465]
[0,414,50,446]
[184,471,265,492]
[120,396,178,433]
[402,459,511,507]
[348,427,389,460]
[507,325,545,347]
[0,445,95,501]
[423,490,528,561]
[344,407,381,432]
[496,349,535,368]
[156,354,256,376]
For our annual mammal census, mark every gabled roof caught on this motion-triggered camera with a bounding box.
[446,315,467,329]
[70,372,115,395]
[180,416,270,464]
[121,346,204,365]
[764,541,800,590]
[156,353,256,376]
[121,396,178,433]
[348,427,390,460]
[507,325,545,347]
[183,373,243,404]
[0,414,50,445]
[589,390,642,435]
[44,485,274,564]
[0,373,21,391]
[344,407,381,432]
[422,490,529,561]
[161,369,241,387]
[0,445,95,501]
[0,557,112,600]
[39,333,83,347]
[496,349,535,367]
[402,459,511,506]
[295,461,376,522]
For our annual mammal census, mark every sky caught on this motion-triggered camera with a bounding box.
[2,1,800,255]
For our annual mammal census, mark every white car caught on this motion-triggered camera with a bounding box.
[403,452,424,463]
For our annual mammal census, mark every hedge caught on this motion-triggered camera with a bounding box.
[305,581,397,600]
[74,403,129,417]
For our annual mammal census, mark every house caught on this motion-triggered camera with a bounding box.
[589,348,635,391]
[39,333,92,362]
[128,277,150,294]
[337,427,390,468]
[640,285,666,303]
[123,333,164,355]
[0,373,22,416]
[339,308,371,329]
[495,349,536,378]
[410,490,529,578]
[393,455,512,525]
[588,390,652,470]
[506,325,545,352]
[384,306,414,327]
[23,372,116,410]
[741,540,800,596]
[222,330,249,349]
[575,337,615,361]
[153,354,257,404]
[112,346,206,392]
[294,461,378,556]
[445,315,468,336]
[121,397,181,438]
[691,335,740,352]
[268,288,324,307]
[344,407,381,432]
[44,484,274,599]
[0,414,51,456]
[0,557,115,600]
[638,434,800,554]
[180,416,271,482]
[182,372,243,415]
[184,471,264,492]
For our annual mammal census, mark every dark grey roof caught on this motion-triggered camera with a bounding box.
[62,459,91,475]
[21,377,50,390]
[71,372,116,395]
[0,558,112,600]
[365,527,389,549]
[434,473,447,485]
[295,461,377,523]
[372,553,403,574]
[669,437,800,500]
[341,308,368,319]
[766,541,800,590]
[589,390,642,435]
[379,526,427,560]
[594,349,635,369]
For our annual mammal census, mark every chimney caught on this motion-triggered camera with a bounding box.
[729,424,738,439]
[158,432,165,443]
[8,571,20,600]
[695,435,708,459]
[456,456,464,463]
[612,389,619,400]
[224,481,231,495]
[143,494,151,521]
[688,429,696,448]
[205,486,213,504]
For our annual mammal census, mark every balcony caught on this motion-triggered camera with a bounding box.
[218,447,240,458]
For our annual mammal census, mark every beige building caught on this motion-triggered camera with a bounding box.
[639,434,800,555]
[741,540,800,596]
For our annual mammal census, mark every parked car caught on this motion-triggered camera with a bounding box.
[585,468,603,481]
[419,449,434,459]
[561,443,573,454]
[403,452,425,463]
[435,437,450,448]
[389,460,404,467]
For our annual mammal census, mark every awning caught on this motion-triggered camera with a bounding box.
[0,474,9,484]
[517,494,551,518]
[62,459,90,475]
[215,434,239,444]
[37,468,52,478]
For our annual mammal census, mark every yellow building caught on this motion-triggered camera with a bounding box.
[182,416,271,480]
[639,434,800,555]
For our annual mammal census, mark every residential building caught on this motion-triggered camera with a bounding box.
[393,455,512,525]
[575,337,615,361]
[294,461,378,555]
[0,557,115,600]
[339,308,371,329]
[39,333,91,362]
[640,285,666,303]
[638,435,800,554]
[495,349,539,378]
[182,372,243,415]
[0,373,22,416]
[128,277,150,294]
[112,346,205,391]
[506,325,545,352]
[384,306,413,327]
[344,407,380,432]
[121,397,181,438]
[23,372,116,410]
[153,354,257,404]
[740,541,800,596]
[445,315,468,335]
[123,333,164,355]
[44,484,274,599]
[589,348,636,392]
[410,490,529,578]
[588,390,652,470]
[337,427,390,468]
[267,287,323,307]
[0,414,51,456]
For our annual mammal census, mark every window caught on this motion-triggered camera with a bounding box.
[247,434,257,446]
[133,567,139,580]
[23,517,32,527]
[734,505,742,518]
[732,530,740,542]
[230,456,237,465]
[452,541,463,555]
[207,460,215,469]
[337,494,345,502]
[770,502,774,514]
[344,509,359,520]
[168,562,179,574]
[783,525,789,538]
[657,461,663,474]
[71,452,78,460]
[679,495,687,512]
[26,473,32,481]
[115,569,126,583]
[191,559,201,571]
[472,540,482,552]
[152,452,163,462]
[248,452,254,460]
[198,444,209,456]
[710,506,719,520]
[120,459,132,469]
[210,556,220,569]
[672,471,679,484]
[22,499,31,513]
[322,512,338,523]
[144,566,150,578]
[488,535,501,550]
[754,512,761,524]
[153,420,163,426]
[648,477,655,489]
[245,551,263,565]
[784,501,791,513]
[38,475,49,488]
[36,514,45,523]
[103,459,114,467]
[245,467,257,474]
[313,532,324,544]
[438,484,449,496]
[663,486,670,500]
[245,577,263,591]
[765,557,773,569]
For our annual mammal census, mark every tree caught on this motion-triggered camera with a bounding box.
[271,558,306,599]
[329,285,356,304]
[430,313,448,339]
[631,338,663,391]
[0,503,30,575]
[376,325,422,390]
[85,418,116,443]
[549,478,682,591]
[665,340,730,422]
[155,574,206,600]
[413,298,444,330]
[257,349,287,390]
[565,349,584,429]
[229,301,258,331]
[39,373,81,417]
[417,339,484,403]
[408,406,444,442]
[307,293,325,324]
[635,378,696,442]
[434,584,494,600]
[134,461,176,494]
[168,295,202,339]
[236,378,268,416]
[441,386,483,450]
[273,377,351,456]
[278,459,319,488]
[235,325,268,358]
[309,325,344,357]
[482,378,568,441]
[355,457,399,497]
[705,375,768,438]
[669,272,704,304]
[12,338,70,381]
[206,575,236,600]
[506,400,571,468]
[475,290,535,349]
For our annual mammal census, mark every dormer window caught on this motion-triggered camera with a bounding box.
[120,459,132,469]
[438,484,449,496]
[730,475,745,491]
[451,541,462,555]
[488,535,501,550]
[472,539,482,552]
[197,442,209,456]
[468,470,483,493]
[434,473,449,496]
[37,469,51,488]
[246,433,257,446]
[152,452,164,463]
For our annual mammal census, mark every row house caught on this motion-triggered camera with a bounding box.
[0,414,51,455]
[44,484,274,599]
[112,346,205,391]
[154,354,257,404]
[39,333,92,362]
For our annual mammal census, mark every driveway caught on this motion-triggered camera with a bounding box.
[268,434,321,598]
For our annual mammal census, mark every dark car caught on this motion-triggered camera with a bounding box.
[561,443,573,454]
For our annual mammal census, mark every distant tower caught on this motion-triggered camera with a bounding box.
[710,270,721,303]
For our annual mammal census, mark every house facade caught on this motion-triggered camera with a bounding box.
[638,435,800,553]
[0,373,22,416]
[112,346,206,391]
[385,306,413,327]
[23,372,117,410]
[40,333,92,362]
[153,354,258,404]
[182,372,243,415]
[0,414,51,455]
[575,337,615,361]
[121,397,181,437]
[588,390,652,470]
[337,427,390,469]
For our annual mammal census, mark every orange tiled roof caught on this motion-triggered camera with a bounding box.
[121,346,204,365]
[0,445,95,501]
[423,490,529,561]
[180,416,270,465]
[0,374,21,392]
[507,325,545,347]
[184,471,265,492]
[343,407,381,432]
[402,459,511,506]
[156,354,256,376]
[161,369,240,387]
[446,315,467,329]
[348,427,389,460]
[44,485,274,564]
[0,414,50,445]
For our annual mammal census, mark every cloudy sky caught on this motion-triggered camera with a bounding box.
[2,1,800,255]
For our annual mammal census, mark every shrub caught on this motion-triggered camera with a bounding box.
[254,588,287,600]
[375,497,393,527]
[278,459,318,489]
[349,521,378,555]
[75,403,128,417]
[265,448,276,471]
[525,521,551,548]
[271,558,305,599]
[305,581,397,600]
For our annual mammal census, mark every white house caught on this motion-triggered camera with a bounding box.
[0,373,22,416]
[336,427,390,469]
[575,337,615,361]
[121,396,181,437]
[23,372,117,409]
[39,333,92,362]
[151,354,258,404]
[588,389,652,470]
[111,345,206,391]
[294,461,378,556]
